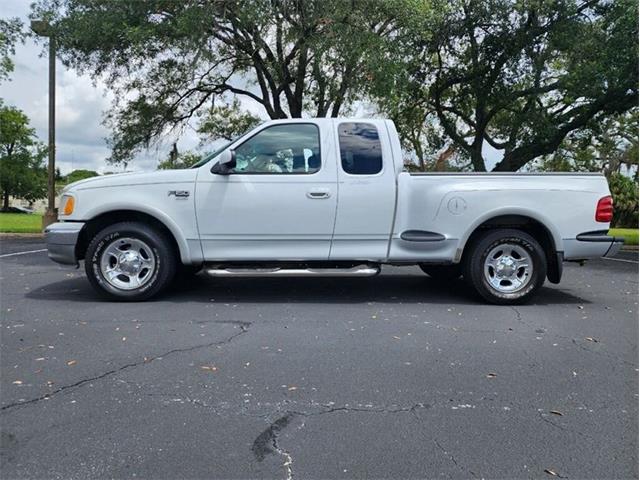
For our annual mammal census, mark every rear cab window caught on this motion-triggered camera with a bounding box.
[338,122,383,175]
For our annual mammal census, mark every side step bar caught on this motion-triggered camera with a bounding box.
[205,265,380,278]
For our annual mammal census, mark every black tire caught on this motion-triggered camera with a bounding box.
[419,264,462,281]
[463,228,546,305]
[84,221,177,301]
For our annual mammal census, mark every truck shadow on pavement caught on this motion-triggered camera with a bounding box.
[27,272,590,306]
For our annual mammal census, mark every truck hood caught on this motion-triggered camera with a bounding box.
[64,169,198,192]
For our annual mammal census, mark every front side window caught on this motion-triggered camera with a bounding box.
[338,122,383,175]
[233,124,321,174]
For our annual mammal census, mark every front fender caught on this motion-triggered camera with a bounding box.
[81,202,201,265]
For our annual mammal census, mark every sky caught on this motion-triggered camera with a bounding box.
[1,0,242,175]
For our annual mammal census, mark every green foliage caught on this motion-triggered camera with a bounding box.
[157,151,201,170]
[63,169,99,184]
[378,0,638,172]
[0,102,47,210]
[198,99,261,143]
[0,17,24,82]
[532,110,638,175]
[608,173,638,228]
[33,0,401,164]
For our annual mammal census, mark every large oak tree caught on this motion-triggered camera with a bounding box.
[33,0,404,163]
[383,0,638,171]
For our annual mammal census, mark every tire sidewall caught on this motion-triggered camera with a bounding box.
[466,230,546,304]
[85,223,175,301]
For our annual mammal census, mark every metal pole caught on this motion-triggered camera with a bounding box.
[43,36,57,228]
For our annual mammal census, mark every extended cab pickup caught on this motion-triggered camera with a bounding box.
[45,118,623,304]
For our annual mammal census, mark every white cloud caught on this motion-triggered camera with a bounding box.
[1,0,200,174]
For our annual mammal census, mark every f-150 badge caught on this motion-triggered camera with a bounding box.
[168,190,190,198]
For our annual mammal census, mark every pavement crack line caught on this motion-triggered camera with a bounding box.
[251,403,430,478]
[252,414,295,480]
[434,439,478,479]
[0,324,250,413]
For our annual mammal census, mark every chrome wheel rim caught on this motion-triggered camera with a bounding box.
[483,243,532,294]
[99,237,156,290]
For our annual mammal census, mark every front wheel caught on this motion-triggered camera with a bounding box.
[84,222,177,301]
[463,229,546,305]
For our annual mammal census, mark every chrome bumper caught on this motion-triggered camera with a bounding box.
[45,222,84,265]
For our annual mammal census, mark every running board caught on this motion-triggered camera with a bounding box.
[204,265,380,278]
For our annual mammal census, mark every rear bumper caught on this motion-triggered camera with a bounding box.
[44,222,84,265]
[565,230,625,260]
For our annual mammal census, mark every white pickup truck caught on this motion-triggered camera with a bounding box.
[46,118,623,304]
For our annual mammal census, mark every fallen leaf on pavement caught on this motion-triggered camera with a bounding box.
[544,468,558,476]
[66,360,77,366]
[392,336,401,340]
[200,365,218,372]
[486,373,497,378]
[585,337,599,343]
[288,386,298,391]
[550,410,563,416]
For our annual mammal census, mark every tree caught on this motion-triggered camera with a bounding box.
[385,0,638,172]
[64,169,99,184]
[157,151,202,170]
[198,99,261,143]
[33,0,405,164]
[532,110,639,176]
[0,103,47,210]
[0,18,24,82]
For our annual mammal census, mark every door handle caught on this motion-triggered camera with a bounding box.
[306,189,331,199]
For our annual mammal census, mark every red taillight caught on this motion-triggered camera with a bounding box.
[595,195,613,222]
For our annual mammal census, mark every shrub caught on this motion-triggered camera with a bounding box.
[608,173,639,228]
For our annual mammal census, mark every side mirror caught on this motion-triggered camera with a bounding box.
[210,149,236,175]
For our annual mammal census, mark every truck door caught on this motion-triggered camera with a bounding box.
[195,122,339,260]
[330,121,397,261]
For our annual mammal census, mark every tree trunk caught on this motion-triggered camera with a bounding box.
[3,190,9,210]
[470,138,486,172]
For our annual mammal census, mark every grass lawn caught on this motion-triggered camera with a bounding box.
[609,228,639,246]
[0,213,43,233]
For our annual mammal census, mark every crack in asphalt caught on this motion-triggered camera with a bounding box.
[0,324,250,413]
[434,439,478,478]
[250,403,432,479]
[252,414,295,479]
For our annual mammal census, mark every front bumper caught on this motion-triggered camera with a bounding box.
[45,222,84,265]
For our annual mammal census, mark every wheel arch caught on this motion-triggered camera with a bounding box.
[76,209,193,265]
[458,210,562,284]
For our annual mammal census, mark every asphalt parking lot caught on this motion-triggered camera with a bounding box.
[0,236,638,479]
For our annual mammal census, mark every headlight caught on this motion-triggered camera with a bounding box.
[60,195,75,216]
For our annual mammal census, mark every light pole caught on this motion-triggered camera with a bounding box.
[30,19,57,230]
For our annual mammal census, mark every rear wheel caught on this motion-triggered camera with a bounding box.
[419,264,462,281]
[84,222,177,301]
[463,229,546,305]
